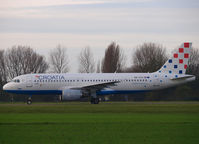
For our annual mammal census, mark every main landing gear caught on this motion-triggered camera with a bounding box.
[27,96,32,105]
[90,98,99,104]
[90,89,99,104]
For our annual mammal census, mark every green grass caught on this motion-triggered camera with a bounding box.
[0,102,199,144]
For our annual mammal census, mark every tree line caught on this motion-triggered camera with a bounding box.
[0,42,199,102]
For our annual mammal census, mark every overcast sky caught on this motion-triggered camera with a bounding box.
[0,0,199,72]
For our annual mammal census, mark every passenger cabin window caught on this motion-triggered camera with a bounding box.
[13,79,20,83]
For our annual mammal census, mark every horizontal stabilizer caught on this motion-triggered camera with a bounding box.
[171,75,195,80]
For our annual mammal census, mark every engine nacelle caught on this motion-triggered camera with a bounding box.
[61,89,82,101]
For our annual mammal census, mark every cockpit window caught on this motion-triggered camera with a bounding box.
[12,79,20,83]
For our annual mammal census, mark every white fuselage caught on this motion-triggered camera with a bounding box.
[3,73,195,96]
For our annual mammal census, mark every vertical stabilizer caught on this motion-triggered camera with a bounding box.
[158,42,192,75]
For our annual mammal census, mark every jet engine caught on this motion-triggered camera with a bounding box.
[60,89,82,100]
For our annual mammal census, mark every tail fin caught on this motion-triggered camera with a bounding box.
[158,42,192,75]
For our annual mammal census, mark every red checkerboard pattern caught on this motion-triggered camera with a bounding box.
[179,48,184,53]
[159,42,191,75]
[174,53,178,58]
[184,53,189,58]
[184,43,189,48]
[179,59,183,63]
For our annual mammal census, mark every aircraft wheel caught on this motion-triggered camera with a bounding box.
[27,99,32,105]
[90,98,99,104]
[93,98,99,104]
[95,98,99,104]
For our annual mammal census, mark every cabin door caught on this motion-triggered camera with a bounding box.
[26,76,33,87]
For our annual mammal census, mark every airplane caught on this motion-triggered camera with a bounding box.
[3,42,195,104]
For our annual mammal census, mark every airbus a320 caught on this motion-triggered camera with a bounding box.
[3,42,195,104]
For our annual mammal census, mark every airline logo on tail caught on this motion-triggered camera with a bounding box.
[158,42,192,75]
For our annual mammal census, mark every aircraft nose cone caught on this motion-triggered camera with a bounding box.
[3,83,9,91]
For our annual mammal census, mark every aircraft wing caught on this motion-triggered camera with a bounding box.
[71,81,119,91]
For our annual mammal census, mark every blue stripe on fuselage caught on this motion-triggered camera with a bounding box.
[97,90,149,95]
[5,89,149,95]
[4,90,62,95]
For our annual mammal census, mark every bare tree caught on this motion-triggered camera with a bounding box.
[96,60,101,73]
[132,43,167,73]
[101,42,125,73]
[186,47,199,78]
[49,45,69,73]
[78,47,95,73]
[0,50,7,98]
[5,46,49,80]
[21,47,49,74]
[0,50,7,84]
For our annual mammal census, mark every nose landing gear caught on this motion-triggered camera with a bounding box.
[27,96,32,105]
